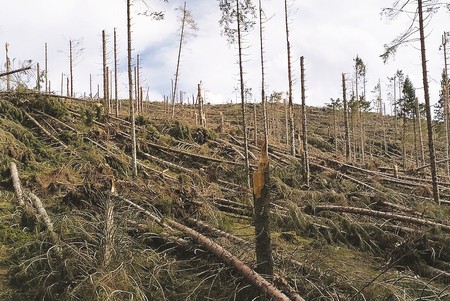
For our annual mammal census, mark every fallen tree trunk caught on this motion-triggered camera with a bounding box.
[23,111,68,149]
[309,204,450,232]
[119,196,294,301]
[9,162,26,207]
[0,66,31,78]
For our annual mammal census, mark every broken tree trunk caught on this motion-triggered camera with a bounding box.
[9,162,26,207]
[120,196,292,301]
[253,140,274,276]
[0,66,32,78]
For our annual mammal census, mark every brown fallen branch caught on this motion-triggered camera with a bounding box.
[0,66,31,77]
[309,205,450,232]
[120,196,293,301]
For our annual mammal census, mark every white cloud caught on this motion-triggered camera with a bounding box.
[1,0,449,109]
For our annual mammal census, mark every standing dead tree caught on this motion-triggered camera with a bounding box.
[5,43,11,91]
[114,28,119,117]
[127,0,138,177]
[300,56,309,186]
[252,0,273,277]
[171,1,198,119]
[381,0,442,204]
[219,0,256,189]
[342,73,351,160]
[45,43,49,93]
[284,0,296,156]
[102,30,110,115]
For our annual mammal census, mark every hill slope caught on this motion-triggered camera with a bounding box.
[0,92,449,300]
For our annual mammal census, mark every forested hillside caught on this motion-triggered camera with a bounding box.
[0,91,449,300]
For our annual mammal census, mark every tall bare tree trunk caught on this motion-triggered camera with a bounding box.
[418,0,439,204]
[45,43,48,93]
[102,30,109,115]
[236,1,251,189]
[172,1,187,119]
[114,28,119,117]
[342,73,350,160]
[36,63,41,92]
[284,98,289,146]
[300,57,309,186]
[66,77,69,97]
[69,40,73,97]
[137,54,141,115]
[5,43,10,91]
[127,0,138,177]
[284,0,295,156]
[253,0,273,277]
[443,32,450,179]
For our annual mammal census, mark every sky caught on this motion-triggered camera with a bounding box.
[1,0,449,111]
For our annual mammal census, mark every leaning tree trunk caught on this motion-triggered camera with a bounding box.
[418,0,439,204]
[5,43,11,91]
[172,1,187,119]
[127,0,138,177]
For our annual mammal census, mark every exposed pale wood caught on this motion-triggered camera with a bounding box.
[9,162,26,207]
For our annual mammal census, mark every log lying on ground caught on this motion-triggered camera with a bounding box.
[308,205,450,232]
[120,196,294,301]
[9,162,60,247]
[10,162,26,207]
[185,217,253,252]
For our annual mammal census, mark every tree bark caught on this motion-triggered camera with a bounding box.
[121,196,292,301]
[418,0,439,204]
[127,0,138,177]
[300,57,309,186]
[172,1,187,119]
[284,0,295,156]
[45,43,48,93]
[5,43,11,90]
[69,40,73,97]
[114,28,119,117]
[236,1,251,189]
[342,73,350,160]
